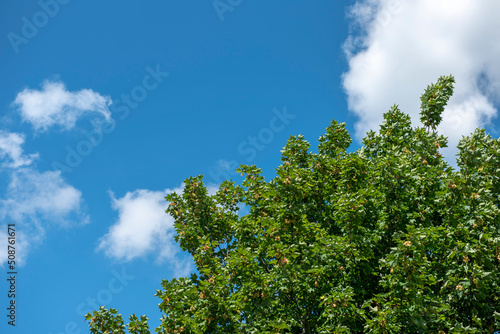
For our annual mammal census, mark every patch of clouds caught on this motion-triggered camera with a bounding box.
[0,131,39,168]
[342,0,500,163]
[98,184,219,276]
[98,188,181,262]
[0,79,114,266]
[0,230,35,267]
[0,132,87,266]
[13,80,112,133]
[1,168,87,226]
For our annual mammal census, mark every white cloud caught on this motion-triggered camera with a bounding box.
[1,168,86,225]
[0,131,39,168]
[0,133,87,266]
[342,0,500,162]
[13,80,112,132]
[98,188,183,262]
[98,185,218,276]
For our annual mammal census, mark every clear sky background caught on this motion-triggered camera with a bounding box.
[1,1,499,333]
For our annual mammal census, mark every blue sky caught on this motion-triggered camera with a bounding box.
[1,1,500,332]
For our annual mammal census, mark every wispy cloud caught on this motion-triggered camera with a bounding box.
[0,131,39,168]
[342,0,500,161]
[0,132,87,266]
[1,168,87,225]
[0,229,32,267]
[13,80,112,132]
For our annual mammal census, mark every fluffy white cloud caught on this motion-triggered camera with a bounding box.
[13,80,112,132]
[342,0,500,162]
[98,188,182,262]
[98,185,218,275]
[0,131,38,168]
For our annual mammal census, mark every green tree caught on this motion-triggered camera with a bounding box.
[85,75,500,333]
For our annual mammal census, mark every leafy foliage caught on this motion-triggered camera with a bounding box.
[86,75,500,333]
[419,74,455,131]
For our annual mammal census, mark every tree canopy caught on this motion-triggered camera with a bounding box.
[85,75,500,333]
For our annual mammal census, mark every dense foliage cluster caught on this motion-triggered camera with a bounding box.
[86,76,500,333]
